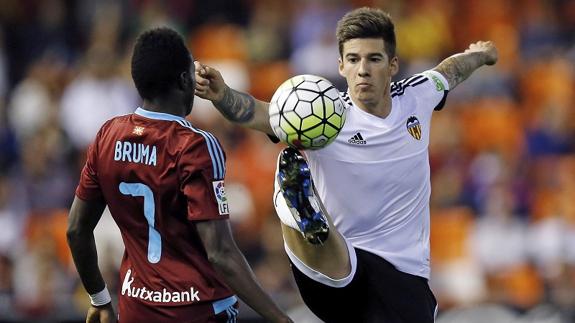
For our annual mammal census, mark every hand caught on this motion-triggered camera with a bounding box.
[465,41,498,66]
[86,303,116,323]
[194,61,228,103]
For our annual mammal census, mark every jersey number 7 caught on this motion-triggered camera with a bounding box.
[119,182,162,263]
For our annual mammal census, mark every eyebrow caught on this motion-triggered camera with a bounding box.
[345,53,385,59]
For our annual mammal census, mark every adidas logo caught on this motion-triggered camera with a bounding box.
[348,132,366,145]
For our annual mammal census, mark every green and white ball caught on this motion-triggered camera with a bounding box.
[269,74,346,150]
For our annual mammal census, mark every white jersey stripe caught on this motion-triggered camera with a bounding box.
[183,120,223,178]
[175,120,217,178]
[175,120,225,180]
[187,120,226,179]
[194,128,225,179]
[192,127,225,180]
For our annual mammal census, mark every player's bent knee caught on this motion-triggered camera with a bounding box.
[284,238,357,286]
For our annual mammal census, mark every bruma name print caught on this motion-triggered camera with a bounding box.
[114,140,157,166]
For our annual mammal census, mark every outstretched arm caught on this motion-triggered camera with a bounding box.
[433,41,498,90]
[196,219,292,323]
[194,61,274,135]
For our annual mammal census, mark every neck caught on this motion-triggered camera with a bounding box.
[352,92,392,119]
[142,97,187,118]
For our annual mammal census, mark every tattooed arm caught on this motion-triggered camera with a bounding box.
[433,41,498,90]
[194,61,274,135]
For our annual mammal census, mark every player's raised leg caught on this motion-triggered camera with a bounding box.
[274,148,355,283]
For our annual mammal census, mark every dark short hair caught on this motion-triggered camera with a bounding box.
[131,27,191,101]
[336,7,396,59]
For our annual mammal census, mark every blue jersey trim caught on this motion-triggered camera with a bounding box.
[212,295,238,315]
[134,107,225,180]
[134,107,187,122]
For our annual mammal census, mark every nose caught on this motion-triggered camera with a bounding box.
[358,59,369,77]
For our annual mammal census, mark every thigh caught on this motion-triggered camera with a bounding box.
[290,258,368,323]
[358,250,437,323]
[291,248,437,323]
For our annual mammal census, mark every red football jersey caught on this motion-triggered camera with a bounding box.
[76,108,234,316]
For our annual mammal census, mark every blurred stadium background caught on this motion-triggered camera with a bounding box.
[0,0,574,322]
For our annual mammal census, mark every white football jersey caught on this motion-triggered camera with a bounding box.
[304,70,449,279]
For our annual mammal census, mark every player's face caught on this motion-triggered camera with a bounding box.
[338,38,398,108]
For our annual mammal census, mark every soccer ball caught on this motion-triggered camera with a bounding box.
[269,75,346,150]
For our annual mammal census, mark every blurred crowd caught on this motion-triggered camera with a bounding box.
[0,0,574,322]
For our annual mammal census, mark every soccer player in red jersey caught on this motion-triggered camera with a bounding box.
[66,27,292,323]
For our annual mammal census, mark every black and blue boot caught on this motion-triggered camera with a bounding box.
[276,147,329,245]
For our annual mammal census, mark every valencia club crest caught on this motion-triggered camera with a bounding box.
[406,116,422,140]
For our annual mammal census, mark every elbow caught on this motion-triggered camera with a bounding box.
[66,224,90,246]
[207,250,226,267]
[66,226,80,246]
[207,249,234,275]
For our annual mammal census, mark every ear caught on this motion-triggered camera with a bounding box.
[389,56,399,77]
[178,71,189,90]
[338,57,345,78]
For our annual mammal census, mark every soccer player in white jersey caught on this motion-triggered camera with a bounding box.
[195,7,498,322]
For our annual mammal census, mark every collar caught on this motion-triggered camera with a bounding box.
[134,107,187,122]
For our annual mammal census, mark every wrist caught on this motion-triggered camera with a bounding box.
[214,85,230,106]
[89,285,112,307]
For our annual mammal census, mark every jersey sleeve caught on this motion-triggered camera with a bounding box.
[76,131,104,202]
[392,70,450,112]
[417,70,450,111]
[179,136,229,221]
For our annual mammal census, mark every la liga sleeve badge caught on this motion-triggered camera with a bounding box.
[212,180,229,215]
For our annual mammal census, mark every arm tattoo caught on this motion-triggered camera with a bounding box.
[435,52,486,90]
[214,86,256,123]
